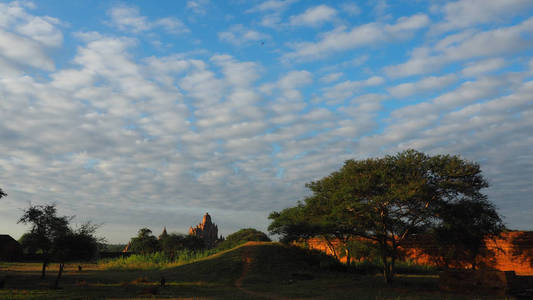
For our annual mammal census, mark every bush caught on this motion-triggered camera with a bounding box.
[216,228,270,250]
[346,259,436,275]
[99,248,218,270]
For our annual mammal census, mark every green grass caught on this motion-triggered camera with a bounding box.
[99,248,218,270]
[0,242,512,299]
[347,259,438,275]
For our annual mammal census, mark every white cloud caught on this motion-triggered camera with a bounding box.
[108,4,189,35]
[246,0,297,28]
[1,1,533,242]
[433,0,533,33]
[340,3,361,16]
[15,15,62,47]
[218,24,269,46]
[322,76,385,103]
[0,1,63,47]
[390,76,511,121]
[385,17,533,77]
[320,72,343,83]
[357,78,533,227]
[373,0,389,18]
[283,14,429,62]
[288,5,337,27]
[461,58,506,77]
[211,54,260,88]
[108,5,150,33]
[0,2,63,72]
[153,17,189,35]
[278,70,313,90]
[387,74,457,98]
[246,0,296,13]
[385,14,429,33]
[0,29,55,70]
[187,0,209,15]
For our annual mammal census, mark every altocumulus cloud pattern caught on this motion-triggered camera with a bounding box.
[0,0,532,242]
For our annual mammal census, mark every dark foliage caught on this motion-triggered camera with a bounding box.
[420,199,504,269]
[269,150,504,284]
[129,228,160,254]
[17,204,102,288]
[509,231,533,268]
[216,228,271,250]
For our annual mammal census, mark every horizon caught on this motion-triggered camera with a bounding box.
[1,0,532,244]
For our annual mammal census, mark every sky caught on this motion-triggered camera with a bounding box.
[0,0,532,243]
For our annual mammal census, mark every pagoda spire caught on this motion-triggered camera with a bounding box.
[159,226,168,240]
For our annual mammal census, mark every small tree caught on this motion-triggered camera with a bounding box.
[52,222,102,288]
[18,204,102,287]
[0,188,6,199]
[129,228,159,254]
[18,204,70,279]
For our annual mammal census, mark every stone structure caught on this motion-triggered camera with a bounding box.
[189,213,219,249]
[159,227,168,240]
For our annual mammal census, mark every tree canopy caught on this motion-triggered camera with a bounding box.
[129,228,160,254]
[18,204,102,287]
[269,149,504,283]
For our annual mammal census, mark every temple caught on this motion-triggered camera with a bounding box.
[159,226,168,240]
[189,213,219,249]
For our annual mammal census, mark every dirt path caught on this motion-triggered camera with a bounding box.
[235,243,290,300]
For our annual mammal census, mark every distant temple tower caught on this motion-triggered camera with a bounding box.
[159,227,168,240]
[189,213,219,248]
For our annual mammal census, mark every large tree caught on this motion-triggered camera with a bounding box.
[18,204,102,286]
[269,150,504,284]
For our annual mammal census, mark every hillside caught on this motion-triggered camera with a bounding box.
[161,241,340,285]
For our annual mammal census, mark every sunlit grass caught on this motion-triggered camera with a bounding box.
[99,248,219,270]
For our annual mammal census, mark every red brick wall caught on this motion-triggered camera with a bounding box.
[304,231,533,275]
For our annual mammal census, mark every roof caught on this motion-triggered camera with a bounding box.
[0,234,19,243]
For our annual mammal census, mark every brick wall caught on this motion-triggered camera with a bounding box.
[305,231,533,275]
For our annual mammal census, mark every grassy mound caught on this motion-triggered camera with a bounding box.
[160,241,341,285]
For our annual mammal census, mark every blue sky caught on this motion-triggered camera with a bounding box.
[1,0,532,243]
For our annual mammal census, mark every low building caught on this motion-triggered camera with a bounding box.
[0,234,23,261]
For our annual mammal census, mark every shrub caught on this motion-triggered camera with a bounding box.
[216,228,271,250]
[99,248,218,270]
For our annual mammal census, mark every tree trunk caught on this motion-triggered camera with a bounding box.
[380,242,394,284]
[389,243,397,283]
[40,259,48,279]
[324,236,339,261]
[382,253,393,284]
[390,254,396,282]
[346,249,351,267]
[53,263,64,289]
